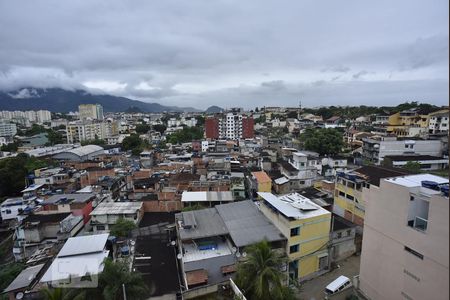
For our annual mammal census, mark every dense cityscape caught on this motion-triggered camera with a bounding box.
[0,102,448,299]
[0,1,448,300]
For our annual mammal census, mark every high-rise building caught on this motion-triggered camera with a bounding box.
[0,121,17,137]
[66,120,117,143]
[359,174,449,300]
[78,104,104,120]
[205,113,254,140]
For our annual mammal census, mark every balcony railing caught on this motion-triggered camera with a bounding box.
[408,216,428,232]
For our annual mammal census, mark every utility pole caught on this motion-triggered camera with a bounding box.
[122,284,127,300]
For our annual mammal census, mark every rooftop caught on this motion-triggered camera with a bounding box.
[384,155,447,162]
[216,200,285,247]
[57,233,109,257]
[352,165,410,186]
[251,171,272,183]
[385,174,448,188]
[181,191,234,202]
[3,263,45,293]
[176,208,229,240]
[258,192,331,220]
[43,193,95,205]
[23,212,71,224]
[90,201,143,216]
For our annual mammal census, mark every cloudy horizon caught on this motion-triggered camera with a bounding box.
[0,0,448,110]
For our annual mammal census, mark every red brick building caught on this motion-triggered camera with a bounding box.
[205,117,220,139]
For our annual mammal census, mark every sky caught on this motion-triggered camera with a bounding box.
[0,0,448,110]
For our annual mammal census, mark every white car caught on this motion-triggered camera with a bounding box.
[324,275,352,298]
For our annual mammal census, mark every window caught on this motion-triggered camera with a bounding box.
[404,246,424,260]
[5,209,11,214]
[339,191,345,198]
[97,225,106,231]
[290,227,300,237]
[289,244,299,253]
[337,232,342,239]
[346,194,354,201]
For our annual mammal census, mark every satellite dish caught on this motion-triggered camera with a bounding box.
[130,241,136,246]
[231,247,237,253]
[177,254,182,259]
[16,292,24,299]
[242,252,247,257]
[236,252,241,258]
[171,241,176,246]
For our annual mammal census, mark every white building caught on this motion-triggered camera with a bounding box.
[90,201,143,233]
[0,110,51,124]
[0,121,17,137]
[428,111,449,134]
[66,120,117,143]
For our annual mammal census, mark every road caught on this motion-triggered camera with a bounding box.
[298,255,361,300]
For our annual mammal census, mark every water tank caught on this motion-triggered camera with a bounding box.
[421,180,439,190]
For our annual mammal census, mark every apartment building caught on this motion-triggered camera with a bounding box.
[362,136,443,165]
[204,113,254,140]
[0,121,17,137]
[333,166,408,226]
[78,104,104,120]
[66,120,118,143]
[0,110,51,124]
[259,192,331,281]
[359,174,449,300]
[279,151,319,189]
[428,110,449,134]
[251,171,272,195]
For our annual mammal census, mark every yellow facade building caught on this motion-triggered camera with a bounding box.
[333,166,408,226]
[251,171,272,194]
[259,192,331,281]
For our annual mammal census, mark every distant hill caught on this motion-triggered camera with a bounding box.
[205,105,224,113]
[0,88,199,113]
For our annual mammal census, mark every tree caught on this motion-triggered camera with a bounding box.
[121,134,144,154]
[235,240,295,300]
[166,127,203,144]
[152,124,167,135]
[46,129,65,145]
[100,259,149,300]
[110,218,137,238]
[135,124,150,134]
[300,128,344,156]
[402,161,421,173]
[195,115,205,127]
[286,111,298,119]
[40,288,79,300]
[0,141,20,152]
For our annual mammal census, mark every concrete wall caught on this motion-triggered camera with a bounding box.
[183,254,236,286]
[359,181,449,300]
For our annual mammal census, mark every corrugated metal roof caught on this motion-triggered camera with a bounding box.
[176,208,229,240]
[181,191,234,202]
[90,201,143,215]
[57,233,109,257]
[69,145,104,156]
[258,192,331,219]
[216,200,286,247]
[3,263,45,293]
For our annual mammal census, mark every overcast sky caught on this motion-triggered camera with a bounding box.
[0,0,448,109]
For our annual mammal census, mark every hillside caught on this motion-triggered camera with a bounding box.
[0,88,199,113]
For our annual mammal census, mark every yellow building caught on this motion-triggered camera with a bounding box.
[386,109,430,137]
[252,171,272,194]
[259,192,331,282]
[333,166,408,226]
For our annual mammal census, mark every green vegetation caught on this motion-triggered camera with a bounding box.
[121,134,150,156]
[254,115,266,124]
[235,240,295,300]
[300,128,344,156]
[0,154,53,199]
[302,102,443,120]
[152,124,167,134]
[110,218,137,238]
[401,161,422,173]
[166,126,203,144]
[0,142,20,152]
[135,124,151,134]
[181,204,205,212]
[81,138,106,146]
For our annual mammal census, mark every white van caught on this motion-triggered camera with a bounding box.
[324,275,352,297]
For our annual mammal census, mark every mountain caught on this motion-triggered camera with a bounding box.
[205,105,224,113]
[0,88,199,113]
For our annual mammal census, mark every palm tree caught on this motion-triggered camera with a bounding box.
[99,259,149,300]
[40,287,80,300]
[235,240,296,300]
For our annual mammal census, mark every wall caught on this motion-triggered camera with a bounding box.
[359,182,449,300]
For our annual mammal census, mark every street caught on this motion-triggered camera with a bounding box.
[298,255,361,300]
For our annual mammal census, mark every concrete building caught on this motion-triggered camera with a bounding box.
[52,145,104,161]
[0,110,51,124]
[258,192,331,282]
[383,155,449,170]
[78,104,104,120]
[181,191,235,208]
[428,110,449,134]
[251,171,272,196]
[205,113,254,140]
[175,200,286,290]
[0,121,17,137]
[66,120,117,143]
[359,174,449,300]
[279,151,319,189]
[333,166,408,226]
[362,136,443,165]
[90,201,143,233]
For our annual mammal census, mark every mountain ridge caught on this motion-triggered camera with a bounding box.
[0,87,199,113]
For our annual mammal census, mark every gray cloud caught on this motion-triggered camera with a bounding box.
[0,0,447,109]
